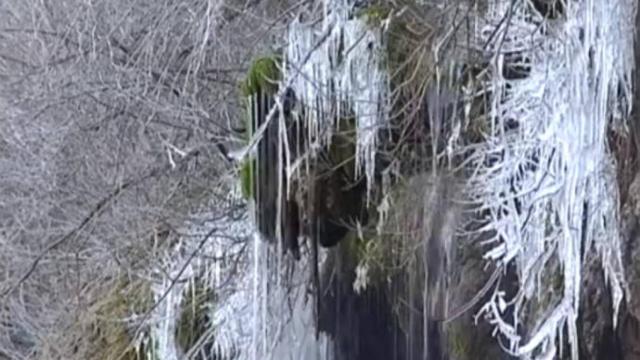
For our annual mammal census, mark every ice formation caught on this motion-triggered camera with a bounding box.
[147,0,637,359]
[283,0,389,194]
[468,1,635,358]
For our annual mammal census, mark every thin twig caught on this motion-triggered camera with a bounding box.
[1,149,202,300]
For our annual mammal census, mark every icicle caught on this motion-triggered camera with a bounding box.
[284,0,388,194]
[469,0,635,358]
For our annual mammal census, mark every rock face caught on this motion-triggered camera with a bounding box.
[316,173,507,360]
[607,11,640,354]
[317,241,401,360]
[315,168,640,360]
[618,7,640,359]
[241,58,369,256]
[243,2,640,358]
[618,170,640,360]
[563,167,640,360]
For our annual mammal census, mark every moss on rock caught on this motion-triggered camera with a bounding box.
[239,159,254,199]
[241,56,281,97]
[357,4,392,27]
[237,55,282,201]
[328,116,358,180]
[175,280,216,354]
[359,1,436,88]
[85,278,154,360]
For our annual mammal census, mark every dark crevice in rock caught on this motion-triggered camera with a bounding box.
[318,242,407,360]
[530,0,564,20]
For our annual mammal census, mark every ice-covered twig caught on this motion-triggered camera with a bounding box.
[468,1,634,358]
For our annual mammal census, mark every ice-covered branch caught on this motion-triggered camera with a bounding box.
[468,1,635,358]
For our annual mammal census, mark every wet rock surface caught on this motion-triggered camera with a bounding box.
[315,168,640,360]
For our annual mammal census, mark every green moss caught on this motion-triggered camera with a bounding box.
[449,323,472,359]
[238,56,282,201]
[358,1,436,96]
[446,319,503,360]
[175,280,216,354]
[87,278,154,360]
[343,230,367,262]
[241,56,282,97]
[328,116,358,180]
[341,227,392,287]
[239,159,254,199]
[357,4,392,27]
[334,174,416,284]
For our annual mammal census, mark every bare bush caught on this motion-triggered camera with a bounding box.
[0,0,299,358]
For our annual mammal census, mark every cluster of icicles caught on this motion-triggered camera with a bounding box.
[469,1,633,359]
[283,0,389,194]
[135,211,253,360]
[142,0,636,359]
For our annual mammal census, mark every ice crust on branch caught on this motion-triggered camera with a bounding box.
[469,1,634,358]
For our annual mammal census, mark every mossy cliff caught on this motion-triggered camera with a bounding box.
[239,56,281,200]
